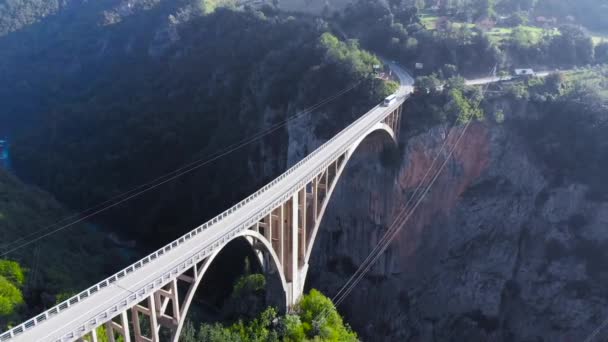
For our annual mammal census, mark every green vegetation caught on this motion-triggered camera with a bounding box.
[0,0,71,36]
[487,25,557,45]
[337,0,501,76]
[0,260,24,325]
[82,326,124,342]
[345,0,607,76]
[199,0,237,14]
[411,0,608,32]
[232,274,265,299]
[0,168,134,329]
[181,289,358,342]
[476,67,608,198]
[563,65,608,98]
[407,74,485,132]
[419,12,438,30]
[320,33,380,76]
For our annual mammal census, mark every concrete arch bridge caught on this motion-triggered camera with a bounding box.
[1,63,413,342]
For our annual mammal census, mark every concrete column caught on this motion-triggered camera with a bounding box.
[312,178,318,221]
[171,279,180,324]
[105,321,115,342]
[121,311,131,342]
[396,105,403,137]
[299,188,306,267]
[91,328,98,342]
[132,307,142,342]
[268,213,273,246]
[149,295,160,342]
[289,192,300,306]
[279,204,285,266]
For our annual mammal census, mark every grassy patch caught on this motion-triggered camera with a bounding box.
[419,13,438,30]
[590,29,608,46]
[563,66,608,97]
[486,25,558,44]
[593,36,607,46]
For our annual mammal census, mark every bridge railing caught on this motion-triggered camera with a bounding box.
[0,93,405,342]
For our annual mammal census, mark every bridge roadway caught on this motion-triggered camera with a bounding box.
[4,62,413,342]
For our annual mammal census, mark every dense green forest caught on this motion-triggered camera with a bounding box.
[333,0,607,77]
[178,272,357,342]
[180,290,357,342]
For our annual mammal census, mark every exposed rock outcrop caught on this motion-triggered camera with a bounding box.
[303,115,608,341]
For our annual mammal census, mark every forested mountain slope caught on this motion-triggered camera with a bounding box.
[0,1,390,249]
[0,168,133,329]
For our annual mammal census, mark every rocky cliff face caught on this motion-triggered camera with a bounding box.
[303,113,608,341]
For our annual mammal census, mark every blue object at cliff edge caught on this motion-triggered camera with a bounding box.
[0,139,11,170]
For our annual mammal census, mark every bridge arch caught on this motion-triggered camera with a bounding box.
[171,230,289,341]
[172,122,398,342]
[301,122,397,283]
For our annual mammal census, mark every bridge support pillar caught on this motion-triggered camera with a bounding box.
[288,192,299,306]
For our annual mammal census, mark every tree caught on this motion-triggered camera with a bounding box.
[543,72,566,95]
[181,321,198,342]
[197,323,243,342]
[295,289,358,341]
[447,88,484,123]
[0,277,23,317]
[510,26,536,48]
[0,260,25,288]
[441,64,458,79]
[548,25,594,66]
[503,11,528,27]
[595,42,608,64]
[190,289,356,342]
[226,274,267,320]
[415,74,442,94]
[0,260,25,325]
[473,0,496,19]
[278,314,306,342]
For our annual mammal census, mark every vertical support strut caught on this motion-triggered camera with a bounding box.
[279,204,285,266]
[395,105,402,139]
[312,178,318,222]
[132,307,142,342]
[121,311,131,342]
[299,187,306,267]
[149,295,159,342]
[105,321,116,342]
[289,192,300,305]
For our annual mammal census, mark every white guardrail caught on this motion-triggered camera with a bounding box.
[0,95,406,342]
